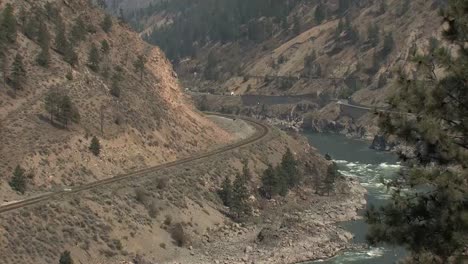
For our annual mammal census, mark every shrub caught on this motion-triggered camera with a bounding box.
[163,215,172,226]
[135,188,147,204]
[59,250,74,264]
[148,201,158,218]
[170,223,188,247]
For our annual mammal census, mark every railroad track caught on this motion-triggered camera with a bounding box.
[0,113,270,214]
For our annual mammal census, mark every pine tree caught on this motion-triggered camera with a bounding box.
[314,3,326,25]
[367,24,379,47]
[9,165,27,194]
[11,54,26,91]
[133,55,147,81]
[110,72,121,97]
[1,4,17,44]
[70,17,87,44]
[44,89,79,126]
[323,163,338,196]
[218,176,233,207]
[64,45,78,66]
[231,173,251,220]
[101,40,110,55]
[281,148,300,187]
[261,164,280,199]
[275,167,289,197]
[87,44,100,72]
[381,32,394,57]
[36,23,51,67]
[292,15,301,35]
[241,160,251,182]
[89,136,101,156]
[55,19,68,55]
[101,14,113,33]
[24,15,39,40]
[366,1,468,262]
[96,0,107,9]
[59,250,74,264]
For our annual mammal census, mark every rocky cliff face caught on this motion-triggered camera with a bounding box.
[0,0,230,200]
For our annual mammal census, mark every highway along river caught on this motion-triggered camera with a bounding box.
[304,133,406,263]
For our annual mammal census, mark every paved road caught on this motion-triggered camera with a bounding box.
[0,113,270,214]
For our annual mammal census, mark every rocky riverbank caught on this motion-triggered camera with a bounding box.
[168,176,367,264]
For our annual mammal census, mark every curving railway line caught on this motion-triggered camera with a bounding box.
[0,113,270,214]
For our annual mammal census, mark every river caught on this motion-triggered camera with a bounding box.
[303,133,407,264]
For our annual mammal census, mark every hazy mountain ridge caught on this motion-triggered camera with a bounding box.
[113,0,444,108]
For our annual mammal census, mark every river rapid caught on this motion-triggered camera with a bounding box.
[304,133,406,264]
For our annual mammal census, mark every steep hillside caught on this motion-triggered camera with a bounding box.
[115,0,444,106]
[0,0,231,200]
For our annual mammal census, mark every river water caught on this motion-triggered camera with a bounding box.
[303,133,406,264]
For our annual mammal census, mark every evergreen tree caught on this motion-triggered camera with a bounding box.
[366,1,468,262]
[10,54,26,91]
[36,23,51,67]
[314,3,326,25]
[261,164,280,199]
[323,163,338,196]
[96,0,107,9]
[1,4,17,44]
[231,173,251,220]
[118,8,126,23]
[292,15,301,35]
[89,136,101,156]
[101,14,113,33]
[87,44,100,72]
[59,250,74,264]
[281,148,300,187]
[218,176,233,207]
[44,89,79,127]
[9,165,27,194]
[101,40,110,55]
[381,32,394,57]
[70,17,87,44]
[241,160,251,182]
[338,0,350,15]
[64,45,78,66]
[133,55,147,81]
[110,72,121,97]
[275,167,289,197]
[367,24,379,47]
[55,19,68,55]
[24,15,39,40]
